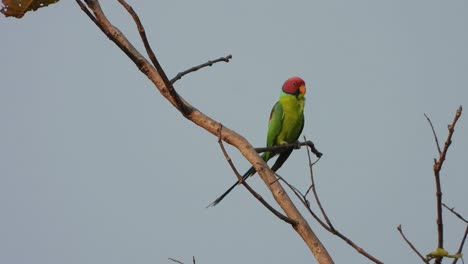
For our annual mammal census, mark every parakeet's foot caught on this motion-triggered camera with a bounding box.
[294,140,301,149]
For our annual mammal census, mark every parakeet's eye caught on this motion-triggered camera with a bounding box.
[292,82,297,86]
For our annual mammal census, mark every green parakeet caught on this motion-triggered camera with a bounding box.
[209,76,307,206]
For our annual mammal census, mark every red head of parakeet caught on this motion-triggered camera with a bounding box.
[282,76,307,95]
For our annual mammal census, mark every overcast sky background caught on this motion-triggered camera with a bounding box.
[1,1,467,263]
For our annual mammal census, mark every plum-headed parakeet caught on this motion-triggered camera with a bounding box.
[209,76,307,206]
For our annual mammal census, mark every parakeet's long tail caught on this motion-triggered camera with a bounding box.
[207,166,256,207]
[207,149,293,207]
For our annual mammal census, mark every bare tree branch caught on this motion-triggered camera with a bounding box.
[452,225,468,264]
[115,0,191,115]
[303,136,331,227]
[397,225,429,263]
[305,146,383,263]
[117,0,157,68]
[443,204,468,264]
[168,257,185,264]
[118,4,232,88]
[76,0,107,34]
[424,113,442,155]
[426,106,463,264]
[274,142,384,264]
[216,125,297,225]
[170,55,232,84]
[397,107,464,264]
[168,256,197,264]
[76,1,334,263]
[443,204,468,224]
[279,173,384,264]
[254,140,322,159]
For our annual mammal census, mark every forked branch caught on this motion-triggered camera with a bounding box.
[426,106,462,264]
[217,125,296,225]
[399,106,463,264]
[397,225,429,263]
[277,139,383,264]
[443,204,468,264]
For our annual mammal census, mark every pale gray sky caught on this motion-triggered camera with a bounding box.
[1,1,467,263]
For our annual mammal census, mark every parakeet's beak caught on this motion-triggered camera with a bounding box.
[299,85,306,95]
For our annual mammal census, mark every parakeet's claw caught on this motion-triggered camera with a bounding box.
[292,140,301,149]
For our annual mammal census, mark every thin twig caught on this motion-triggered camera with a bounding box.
[278,174,380,264]
[170,55,232,84]
[280,138,384,263]
[276,174,328,227]
[76,1,102,31]
[167,256,196,264]
[452,225,468,264]
[437,106,463,168]
[116,0,191,115]
[305,145,382,263]
[275,143,383,264]
[443,204,468,264]
[429,106,463,263]
[217,125,297,225]
[278,172,384,264]
[168,258,184,264]
[443,204,468,224]
[424,113,442,155]
[397,225,429,263]
[304,136,331,228]
[117,0,157,68]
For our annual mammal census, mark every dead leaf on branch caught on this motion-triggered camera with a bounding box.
[1,0,59,18]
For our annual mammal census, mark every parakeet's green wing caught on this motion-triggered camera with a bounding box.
[295,114,305,141]
[270,98,304,171]
[263,102,284,161]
